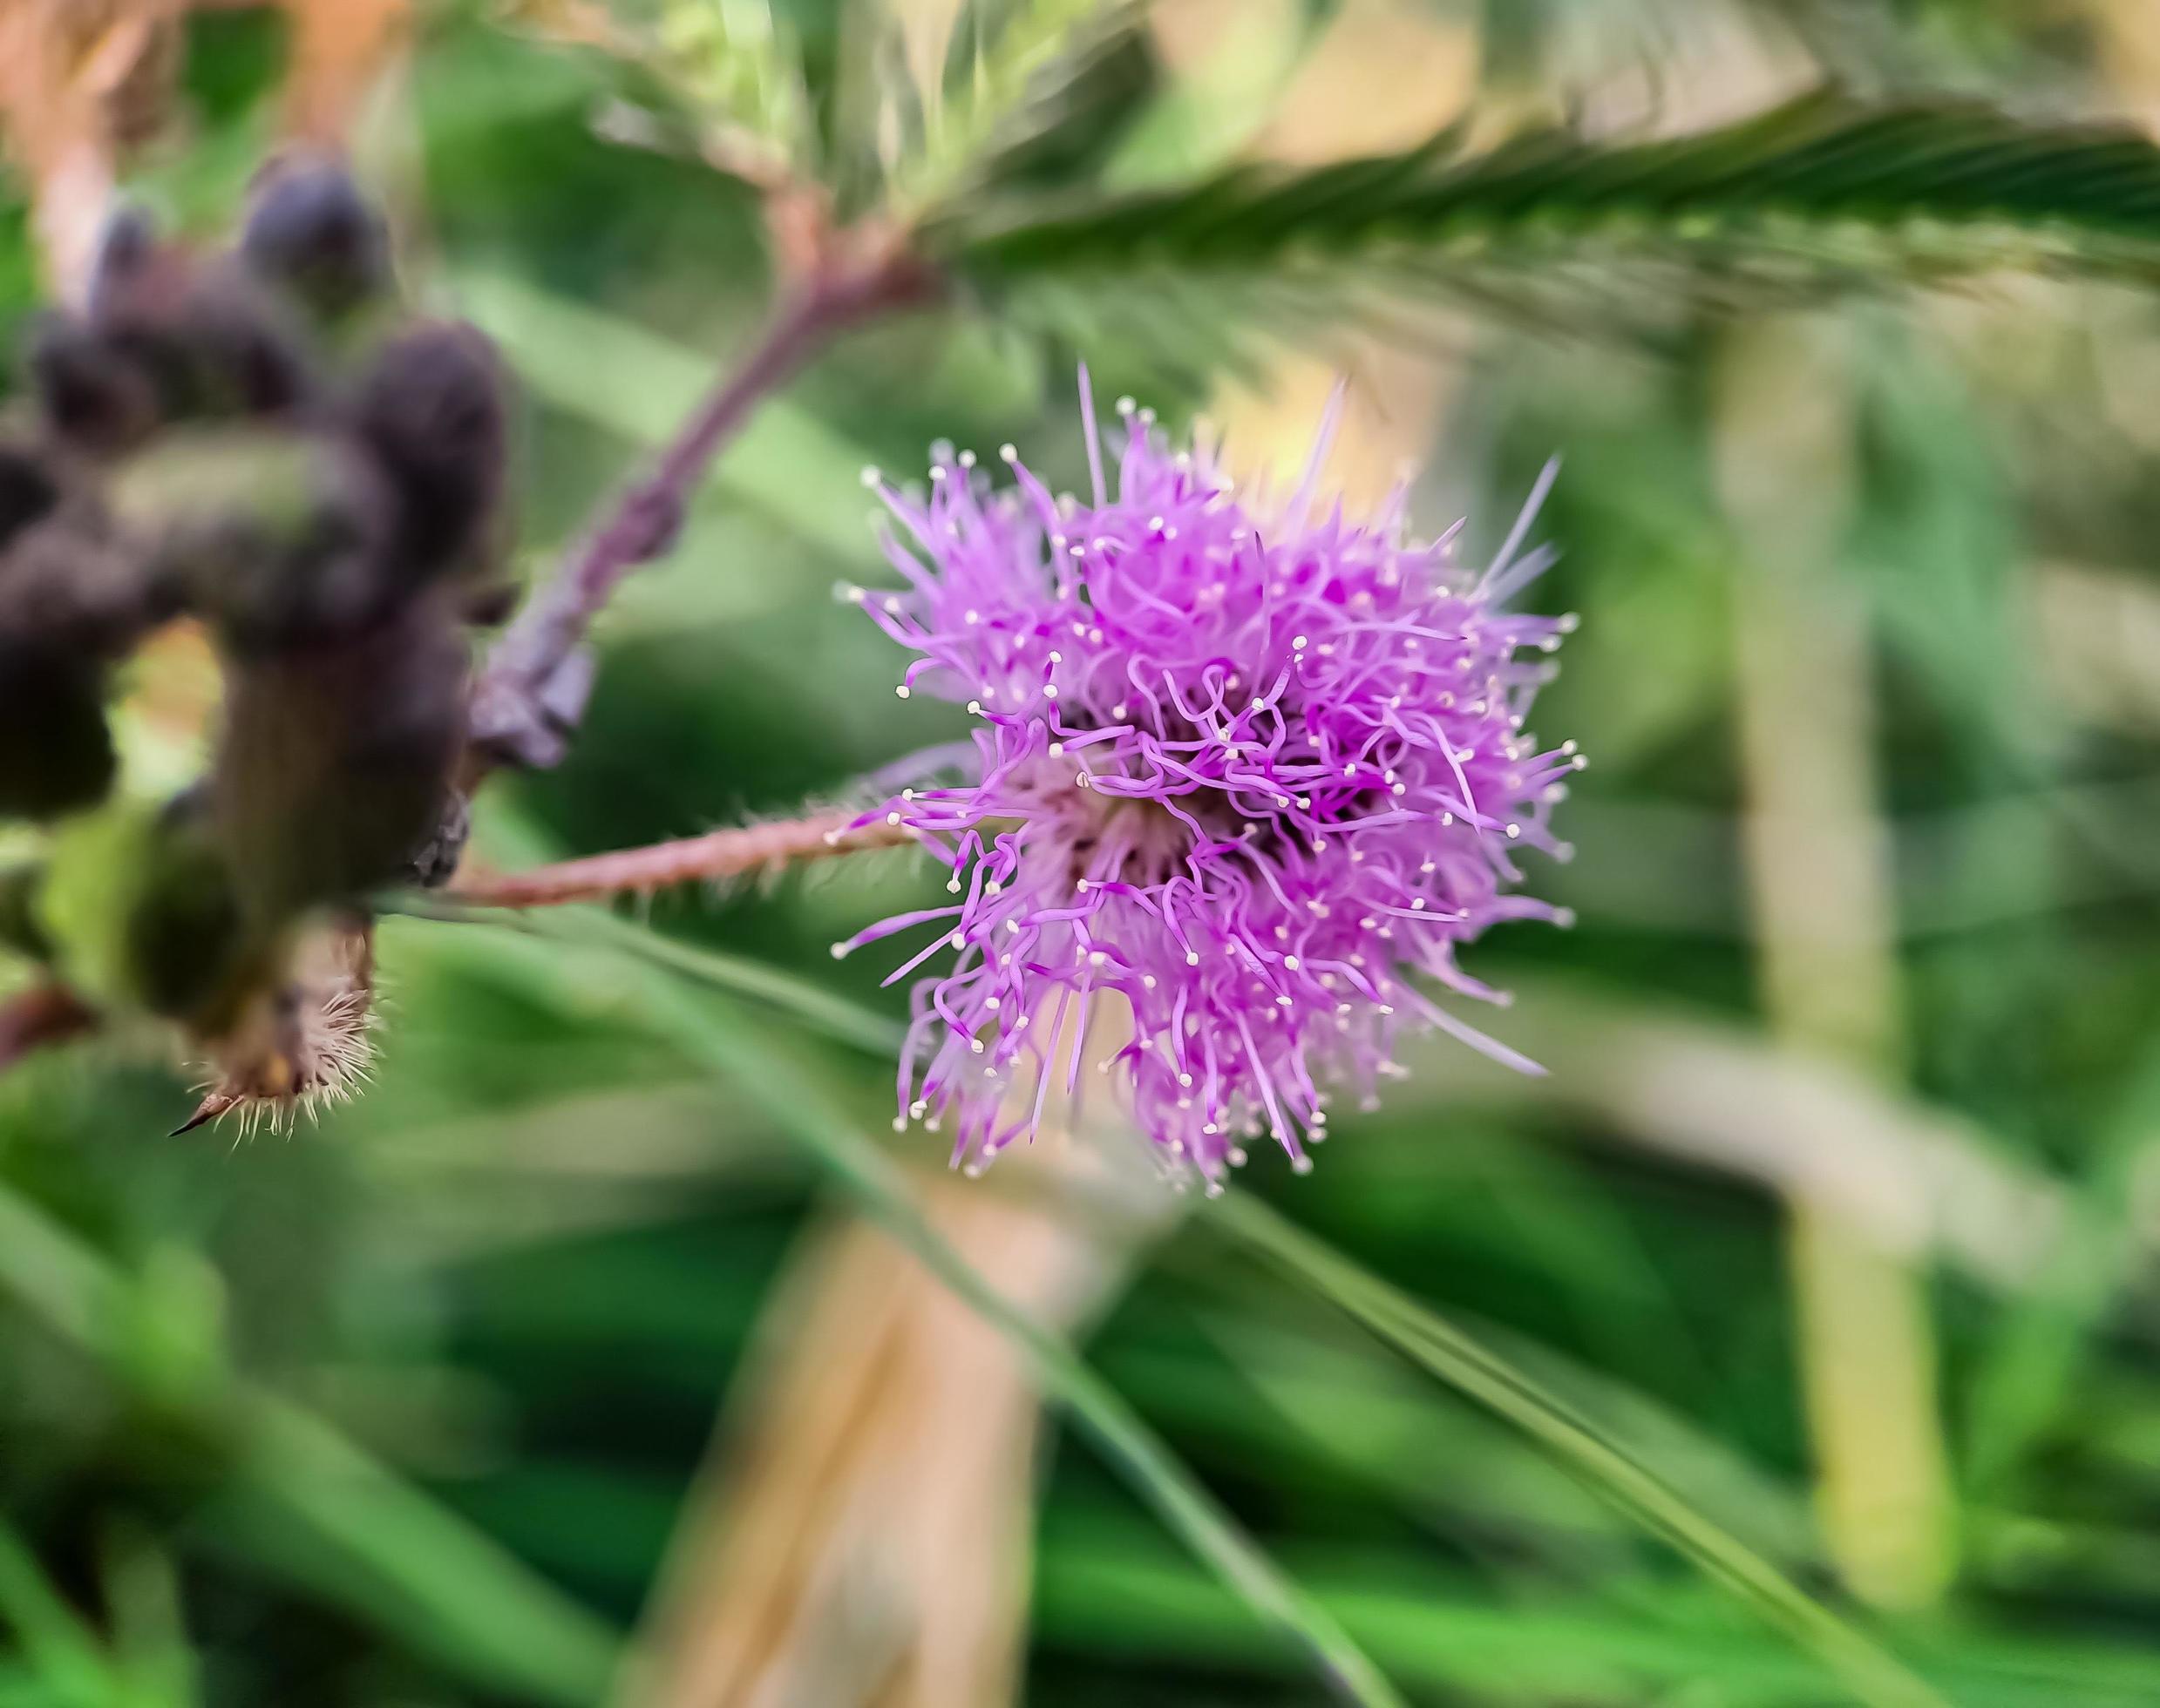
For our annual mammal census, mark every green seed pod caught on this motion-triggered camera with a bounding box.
[0,860,50,959]
[123,808,249,1023]
[35,793,249,1026]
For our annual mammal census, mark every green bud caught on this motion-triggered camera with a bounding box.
[37,793,250,1025]
[0,860,49,959]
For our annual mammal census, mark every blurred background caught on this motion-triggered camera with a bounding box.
[8,0,2160,1703]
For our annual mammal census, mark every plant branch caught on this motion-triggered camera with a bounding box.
[0,246,937,1086]
[0,981,98,1074]
[467,246,940,771]
[450,812,915,909]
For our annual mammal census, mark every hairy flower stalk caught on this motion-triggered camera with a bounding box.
[842,378,1582,1188]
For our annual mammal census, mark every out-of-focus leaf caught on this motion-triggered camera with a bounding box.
[502,0,817,187]
[924,92,2160,358]
[0,1187,622,1707]
[1215,1195,1949,1708]
[206,1400,622,1706]
[957,17,1160,197]
[0,1515,125,1708]
[1033,1515,2160,1706]
[450,267,878,564]
[1381,974,2068,1290]
[1962,1038,2160,1492]
[893,0,1151,209]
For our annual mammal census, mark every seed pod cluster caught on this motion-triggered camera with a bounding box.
[0,155,511,1068]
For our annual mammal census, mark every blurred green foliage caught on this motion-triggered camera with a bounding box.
[10,1,2160,1704]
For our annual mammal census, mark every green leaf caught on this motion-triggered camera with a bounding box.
[0,1515,124,1708]
[922,91,2160,356]
[655,0,819,182]
[892,0,1153,211]
[205,1401,622,1706]
[0,1189,622,1707]
[1034,1514,2160,1707]
[1214,1195,1950,1708]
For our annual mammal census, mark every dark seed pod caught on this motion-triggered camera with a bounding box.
[0,646,115,820]
[0,444,59,552]
[241,155,390,321]
[0,512,170,658]
[28,314,161,455]
[354,321,506,584]
[102,263,316,424]
[116,428,393,653]
[214,606,467,925]
[458,578,521,629]
[85,207,161,322]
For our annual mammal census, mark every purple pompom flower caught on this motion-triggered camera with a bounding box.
[839,376,1580,1190]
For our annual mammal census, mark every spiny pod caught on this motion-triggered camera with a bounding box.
[2,163,515,1136]
[179,917,378,1135]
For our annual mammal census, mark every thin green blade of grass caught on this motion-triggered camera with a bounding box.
[532,916,1406,1708]
[1962,1039,2160,1490]
[0,1189,622,1707]
[1215,1195,1948,1708]
[386,892,907,1059]
[1034,1516,2160,1708]
[203,1402,622,1706]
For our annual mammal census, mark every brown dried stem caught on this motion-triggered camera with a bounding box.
[467,243,940,770]
[450,813,916,909]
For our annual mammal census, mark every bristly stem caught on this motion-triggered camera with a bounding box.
[450,812,916,909]
[468,245,940,769]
